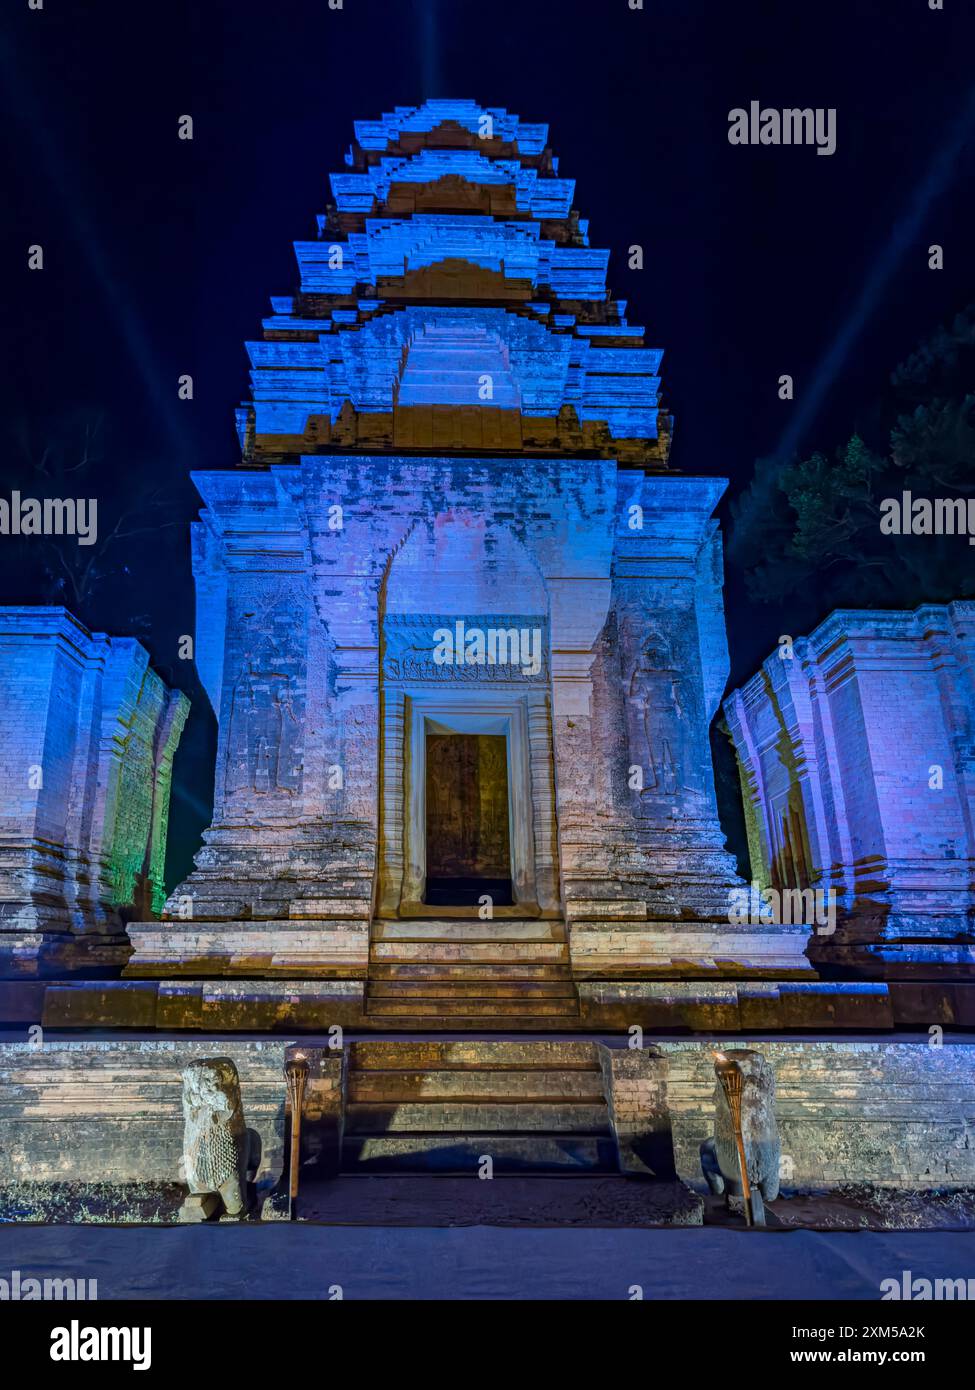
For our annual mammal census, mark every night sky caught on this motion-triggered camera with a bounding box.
[3,0,973,884]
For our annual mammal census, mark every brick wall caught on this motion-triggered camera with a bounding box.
[656,1039,975,1190]
[0,608,188,976]
[723,602,975,976]
[0,1040,288,1185]
[1,1037,971,1191]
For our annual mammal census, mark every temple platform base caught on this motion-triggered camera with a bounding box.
[4,976,975,1031]
[1,1037,972,1215]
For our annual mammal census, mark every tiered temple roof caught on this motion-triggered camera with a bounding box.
[237,99,672,466]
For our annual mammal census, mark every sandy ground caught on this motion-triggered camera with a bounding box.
[5,1176,975,1230]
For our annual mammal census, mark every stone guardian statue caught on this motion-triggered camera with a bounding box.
[179,1057,251,1221]
[700,1049,781,1224]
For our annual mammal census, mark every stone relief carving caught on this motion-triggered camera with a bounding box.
[226,599,305,796]
[621,616,687,796]
[382,613,549,684]
[229,666,300,793]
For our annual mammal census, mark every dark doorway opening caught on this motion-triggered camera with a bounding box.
[424,732,513,906]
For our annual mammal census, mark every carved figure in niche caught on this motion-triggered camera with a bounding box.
[624,618,686,796]
[227,622,303,796]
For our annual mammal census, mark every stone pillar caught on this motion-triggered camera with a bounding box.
[130,466,375,980]
[541,459,618,906]
[170,469,319,923]
[566,476,741,917]
[304,464,384,911]
[564,474,813,982]
[0,607,188,977]
[597,1043,676,1177]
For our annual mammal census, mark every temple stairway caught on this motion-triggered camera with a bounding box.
[341,1040,617,1173]
[365,918,581,1025]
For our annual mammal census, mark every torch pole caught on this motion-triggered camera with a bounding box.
[714,1053,754,1227]
[284,1055,309,1221]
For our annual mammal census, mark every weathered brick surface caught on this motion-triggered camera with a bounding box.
[598,1045,674,1176]
[1,1037,971,1190]
[0,1040,289,1185]
[724,602,975,977]
[580,980,895,1031]
[37,979,364,1031]
[14,975,974,1033]
[655,1039,975,1190]
[121,101,779,976]
[0,608,187,978]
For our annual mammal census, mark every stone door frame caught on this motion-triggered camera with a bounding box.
[379,686,557,917]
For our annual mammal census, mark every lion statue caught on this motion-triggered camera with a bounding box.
[179,1057,251,1221]
[700,1049,781,1225]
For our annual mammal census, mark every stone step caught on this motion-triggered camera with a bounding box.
[369,962,572,982]
[373,921,567,943]
[368,980,575,999]
[341,1134,617,1173]
[366,997,580,1017]
[359,1015,588,1030]
[347,1069,607,1103]
[372,941,568,963]
[345,1102,612,1134]
[349,1040,601,1070]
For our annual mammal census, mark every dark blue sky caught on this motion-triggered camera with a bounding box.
[3,0,973,880]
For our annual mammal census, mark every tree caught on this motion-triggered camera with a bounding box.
[5,411,186,632]
[730,304,975,617]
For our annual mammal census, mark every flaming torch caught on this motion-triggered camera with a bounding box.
[713,1051,754,1227]
[284,1053,310,1221]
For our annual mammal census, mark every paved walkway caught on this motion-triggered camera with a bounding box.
[1,1224,973,1299]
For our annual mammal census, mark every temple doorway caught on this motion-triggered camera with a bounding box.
[424,732,513,906]
[378,689,557,917]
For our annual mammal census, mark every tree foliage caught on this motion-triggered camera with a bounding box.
[730,305,975,615]
[4,410,188,634]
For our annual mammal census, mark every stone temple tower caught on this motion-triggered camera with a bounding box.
[128,99,813,1023]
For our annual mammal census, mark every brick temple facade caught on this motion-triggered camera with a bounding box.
[122,98,817,1022]
[2,101,973,1212]
[4,100,971,1036]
